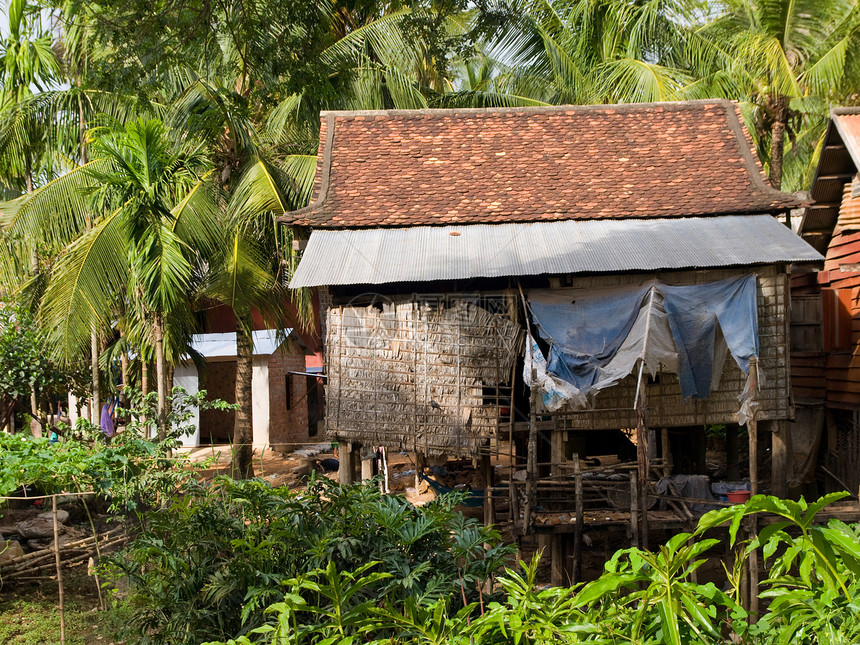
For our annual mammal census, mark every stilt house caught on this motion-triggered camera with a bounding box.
[793,108,860,497]
[282,101,821,581]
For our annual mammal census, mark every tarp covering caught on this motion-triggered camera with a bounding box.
[525,275,759,421]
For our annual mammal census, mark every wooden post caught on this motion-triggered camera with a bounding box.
[770,420,788,498]
[629,471,639,548]
[524,388,538,533]
[636,411,649,550]
[414,451,425,491]
[661,427,673,478]
[482,454,494,527]
[339,441,355,485]
[52,495,66,645]
[573,455,584,583]
[748,357,759,496]
[551,430,565,477]
[551,535,564,587]
[746,357,760,620]
[518,281,538,534]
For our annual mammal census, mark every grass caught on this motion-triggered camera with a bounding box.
[0,570,129,645]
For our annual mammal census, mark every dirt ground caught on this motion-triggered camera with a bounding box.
[183,444,443,505]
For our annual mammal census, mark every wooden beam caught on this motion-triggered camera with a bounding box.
[339,441,356,485]
[770,420,788,498]
[551,535,564,587]
[573,456,584,583]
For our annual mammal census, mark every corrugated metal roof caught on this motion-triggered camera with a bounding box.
[289,216,822,288]
[190,329,292,358]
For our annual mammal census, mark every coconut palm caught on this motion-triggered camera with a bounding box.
[3,118,219,438]
[0,0,61,192]
[479,0,724,106]
[699,0,860,189]
[166,3,437,476]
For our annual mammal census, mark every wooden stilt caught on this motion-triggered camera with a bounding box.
[661,427,672,478]
[551,430,564,477]
[573,455,584,583]
[339,441,355,485]
[746,356,760,620]
[629,471,639,548]
[414,451,424,491]
[770,420,788,498]
[636,411,650,551]
[748,357,759,496]
[551,535,564,587]
[518,281,537,534]
[482,454,493,527]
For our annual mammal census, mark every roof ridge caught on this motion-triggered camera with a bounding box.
[319,98,738,119]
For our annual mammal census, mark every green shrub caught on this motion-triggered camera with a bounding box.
[103,476,513,645]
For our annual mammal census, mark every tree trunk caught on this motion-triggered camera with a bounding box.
[232,325,254,478]
[768,96,790,190]
[154,314,167,441]
[120,348,128,407]
[25,154,32,193]
[91,330,100,426]
[141,359,150,439]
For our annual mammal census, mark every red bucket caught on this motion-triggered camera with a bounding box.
[727,490,751,504]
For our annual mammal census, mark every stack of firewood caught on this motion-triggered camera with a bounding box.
[0,525,125,584]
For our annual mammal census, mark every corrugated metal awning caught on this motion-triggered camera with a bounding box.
[289,215,823,288]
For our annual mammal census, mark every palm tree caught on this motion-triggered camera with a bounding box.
[699,0,860,189]
[478,0,722,106]
[165,4,433,476]
[0,0,61,192]
[3,118,219,439]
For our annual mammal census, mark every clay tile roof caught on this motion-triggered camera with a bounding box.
[281,100,799,228]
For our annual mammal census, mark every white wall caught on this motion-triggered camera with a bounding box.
[251,357,270,449]
[68,393,90,427]
[174,364,200,447]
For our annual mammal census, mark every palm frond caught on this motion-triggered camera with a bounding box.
[1,158,112,250]
[39,207,129,362]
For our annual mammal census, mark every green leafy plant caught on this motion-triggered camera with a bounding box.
[104,476,513,645]
[698,492,860,645]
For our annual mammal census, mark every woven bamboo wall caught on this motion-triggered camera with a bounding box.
[552,266,791,431]
[326,297,522,456]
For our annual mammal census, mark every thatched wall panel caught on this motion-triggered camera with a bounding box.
[326,299,521,456]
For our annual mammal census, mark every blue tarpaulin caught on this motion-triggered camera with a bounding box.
[527,275,758,404]
[660,276,758,399]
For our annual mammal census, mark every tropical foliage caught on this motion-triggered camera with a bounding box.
[174,491,860,645]
[103,477,512,645]
[0,387,232,511]
[0,0,856,474]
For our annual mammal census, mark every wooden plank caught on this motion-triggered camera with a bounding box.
[827,391,860,406]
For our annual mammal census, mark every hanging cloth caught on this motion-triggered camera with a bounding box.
[526,275,759,418]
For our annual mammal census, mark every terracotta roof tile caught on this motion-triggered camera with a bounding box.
[283,100,798,228]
